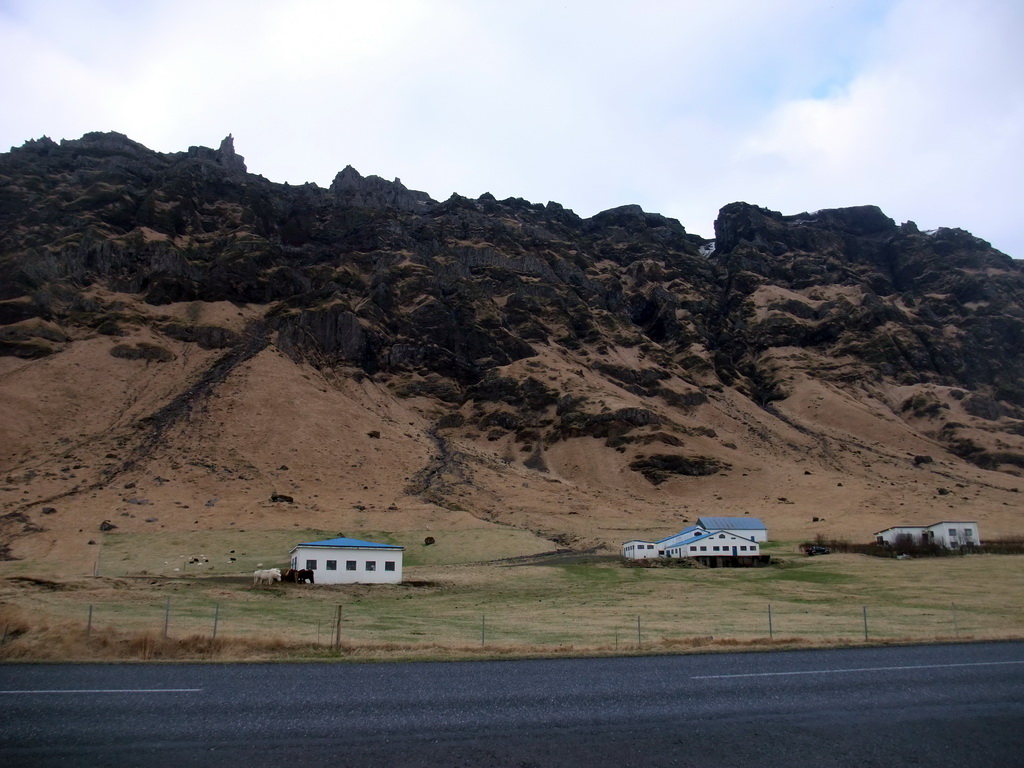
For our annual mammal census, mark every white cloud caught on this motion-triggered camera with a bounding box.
[1,0,1021,256]
[710,0,1024,254]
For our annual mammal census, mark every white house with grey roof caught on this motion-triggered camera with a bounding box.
[874,521,980,549]
[290,537,404,584]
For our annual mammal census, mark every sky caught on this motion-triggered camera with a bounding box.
[2,0,1023,257]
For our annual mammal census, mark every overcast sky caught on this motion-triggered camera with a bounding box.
[2,0,1022,257]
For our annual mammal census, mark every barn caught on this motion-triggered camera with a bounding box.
[289,537,404,584]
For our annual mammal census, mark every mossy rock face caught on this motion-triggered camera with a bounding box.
[161,322,239,349]
[110,342,175,362]
[0,319,68,357]
[629,453,730,484]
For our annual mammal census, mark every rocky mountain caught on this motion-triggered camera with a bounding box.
[1,132,1022,567]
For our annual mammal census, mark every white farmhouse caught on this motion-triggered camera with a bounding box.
[875,521,980,549]
[290,537,404,584]
[664,529,762,558]
[696,516,768,542]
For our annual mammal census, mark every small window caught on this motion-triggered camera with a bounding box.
[700,546,707,551]
[740,546,747,551]
[346,560,357,571]
[713,546,720,552]
[326,560,337,570]
[365,561,376,571]
[719,534,726,539]
[690,546,697,551]
[305,560,317,570]
[384,561,396,571]
[948,529,958,537]
[964,529,974,538]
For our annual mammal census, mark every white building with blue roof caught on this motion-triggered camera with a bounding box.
[622,518,768,560]
[664,529,761,558]
[290,537,404,584]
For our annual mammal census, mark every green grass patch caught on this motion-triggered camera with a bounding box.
[768,568,854,585]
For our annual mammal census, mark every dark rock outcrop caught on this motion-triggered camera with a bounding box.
[1,131,1023,477]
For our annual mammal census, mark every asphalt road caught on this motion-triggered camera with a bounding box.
[1,642,1022,767]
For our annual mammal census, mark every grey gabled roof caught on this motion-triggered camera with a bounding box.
[697,516,767,531]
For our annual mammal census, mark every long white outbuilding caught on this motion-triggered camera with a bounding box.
[290,537,404,584]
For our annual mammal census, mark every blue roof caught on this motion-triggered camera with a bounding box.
[697,516,767,530]
[294,537,403,550]
[656,525,703,544]
[672,531,716,547]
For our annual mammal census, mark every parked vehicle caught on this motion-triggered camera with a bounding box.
[805,545,831,556]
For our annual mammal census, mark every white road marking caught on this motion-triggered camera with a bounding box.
[0,688,202,694]
[693,660,1024,680]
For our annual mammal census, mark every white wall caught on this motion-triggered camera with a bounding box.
[291,546,403,584]
[876,523,980,549]
[666,532,760,558]
[926,522,980,548]
[705,527,766,542]
[696,519,768,542]
[623,540,658,560]
[876,526,926,547]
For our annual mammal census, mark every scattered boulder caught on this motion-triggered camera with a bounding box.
[98,520,117,531]
[271,493,294,503]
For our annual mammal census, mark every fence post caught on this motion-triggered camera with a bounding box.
[317,620,321,646]
[87,605,93,637]
[333,605,342,650]
[768,604,773,639]
[212,603,219,641]
[481,614,486,646]
[862,606,868,641]
[637,615,641,649]
[163,598,171,640]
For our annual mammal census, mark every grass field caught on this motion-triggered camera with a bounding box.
[1,535,1022,661]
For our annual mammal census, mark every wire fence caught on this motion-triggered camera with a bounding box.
[62,598,1022,651]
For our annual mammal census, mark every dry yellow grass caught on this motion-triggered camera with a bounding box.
[1,547,1021,662]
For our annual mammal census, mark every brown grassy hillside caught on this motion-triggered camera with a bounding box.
[1,134,1022,578]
